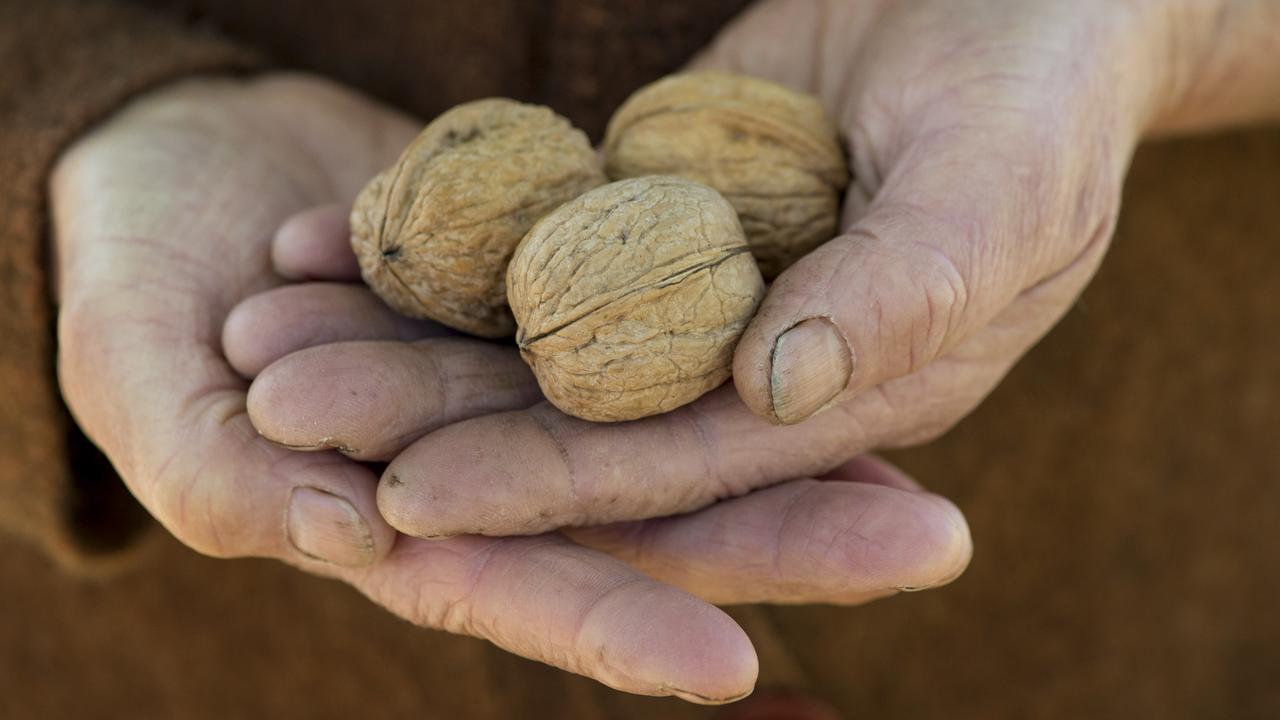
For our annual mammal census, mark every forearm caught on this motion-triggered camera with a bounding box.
[1151,0,1280,135]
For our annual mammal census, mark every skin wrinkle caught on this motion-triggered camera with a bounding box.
[863,202,1113,452]
[148,398,253,558]
[201,475,230,558]
[479,538,587,654]
[431,538,504,636]
[907,236,970,367]
[527,406,580,524]
[565,576,651,682]
[769,480,825,585]
[93,234,242,314]
[677,402,733,500]
[412,342,451,434]
[818,503,882,584]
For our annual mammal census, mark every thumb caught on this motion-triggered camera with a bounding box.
[733,131,1096,424]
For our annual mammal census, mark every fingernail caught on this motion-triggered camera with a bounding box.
[287,487,376,567]
[769,317,853,424]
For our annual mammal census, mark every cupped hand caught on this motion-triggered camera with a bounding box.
[244,0,1177,544]
[54,74,772,703]
[235,208,971,600]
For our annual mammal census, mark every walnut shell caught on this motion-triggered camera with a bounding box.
[507,176,765,422]
[351,98,605,337]
[603,71,849,279]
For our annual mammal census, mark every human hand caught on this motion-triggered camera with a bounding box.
[252,0,1186,543]
[53,74,771,702]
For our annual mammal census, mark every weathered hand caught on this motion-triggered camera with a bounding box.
[223,0,1278,697]
[54,74,765,703]
[230,211,970,604]
[265,0,1175,540]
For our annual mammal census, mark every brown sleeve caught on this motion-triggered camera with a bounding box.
[0,0,260,571]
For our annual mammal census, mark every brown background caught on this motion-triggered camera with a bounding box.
[3,0,1278,716]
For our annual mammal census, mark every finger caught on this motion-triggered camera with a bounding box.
[272,204,361,281]
[570,456,971,604]
[248,339,541,461]
[376,231,1106,540]
[339,534,758,704]
[222,282,451,377]
[376,384,875,539]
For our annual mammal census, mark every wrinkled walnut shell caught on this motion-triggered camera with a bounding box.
[507,176,765,422]
[352,98,605,337]
[603,71,849,278]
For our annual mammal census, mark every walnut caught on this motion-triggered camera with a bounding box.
[507,176,765,422]
[603,71,849,279]
[351,98,605,337]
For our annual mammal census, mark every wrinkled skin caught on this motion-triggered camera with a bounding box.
[54,0,1277,705]
[52,75,968,704]
[238,0,1191,541]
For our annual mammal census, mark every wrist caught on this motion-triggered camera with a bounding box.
[1142,0,1280,135]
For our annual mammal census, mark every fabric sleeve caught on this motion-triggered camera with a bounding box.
[0,0,260,571]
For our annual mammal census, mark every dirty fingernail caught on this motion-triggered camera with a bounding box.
[769,317,853,424]
[287,487,376,567]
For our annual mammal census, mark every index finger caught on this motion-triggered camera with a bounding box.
[375,385,868,539]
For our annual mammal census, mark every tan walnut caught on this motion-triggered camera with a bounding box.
[507,176,765,422]
[351,98,604,337]
[603,71,849,279]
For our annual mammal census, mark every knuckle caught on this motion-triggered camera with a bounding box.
[909,240,970,364]
[858,206,976,376]
[417,539,502,636]
[424,593,479,638]
[143,457,247,560]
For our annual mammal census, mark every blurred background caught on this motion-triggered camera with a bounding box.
[2,1,1278,718]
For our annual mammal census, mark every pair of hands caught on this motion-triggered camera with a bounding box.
[50,0,1226,704]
